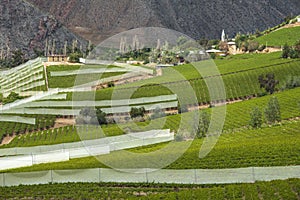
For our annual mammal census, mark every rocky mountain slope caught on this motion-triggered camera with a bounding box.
[28,0,300,44]
[0,0,87,59]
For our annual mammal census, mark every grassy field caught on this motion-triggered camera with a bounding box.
[3,118,299,172]
[0,179,299,199]
[255,26,300,47]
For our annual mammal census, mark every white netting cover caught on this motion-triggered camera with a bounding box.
[15,94,177,108]
[0,115,35,124]
[50,68,129,77]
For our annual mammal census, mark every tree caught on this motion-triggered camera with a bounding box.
[197,111,210,137]
[249,107,263,128]
[96,108,107,125]
[265,97,281,124]
[130,107,146,119]
[258,73,279,94]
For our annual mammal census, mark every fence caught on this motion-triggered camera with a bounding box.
[0,166,299,187]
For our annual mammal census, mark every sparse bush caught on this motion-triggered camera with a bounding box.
[197,111,210,137]
[249,107,263,128]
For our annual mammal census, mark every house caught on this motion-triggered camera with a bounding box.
[47,55,67,62]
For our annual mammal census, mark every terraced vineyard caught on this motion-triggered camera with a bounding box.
[3,87,300,148]
[0,179,299,200]
[255,26,300,47]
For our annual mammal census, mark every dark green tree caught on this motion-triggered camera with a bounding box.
[258,73,279,94]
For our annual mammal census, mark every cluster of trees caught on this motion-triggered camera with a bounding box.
[249,96,281,128]
[76,107,108,125]
[234,34,266,52]
[0,50,28,68]
[282,41,300,59]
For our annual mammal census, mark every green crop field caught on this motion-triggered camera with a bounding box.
[255,26,300,47]
[4,118,300,172]
[0,179,299,200]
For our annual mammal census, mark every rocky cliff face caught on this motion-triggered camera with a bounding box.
[0,0,87,59]
[2,0,300,58]
[28,0,300,44]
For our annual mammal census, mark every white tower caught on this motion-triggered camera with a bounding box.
[221,30,226,42]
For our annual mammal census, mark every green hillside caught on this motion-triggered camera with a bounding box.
[255,26,300,47]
